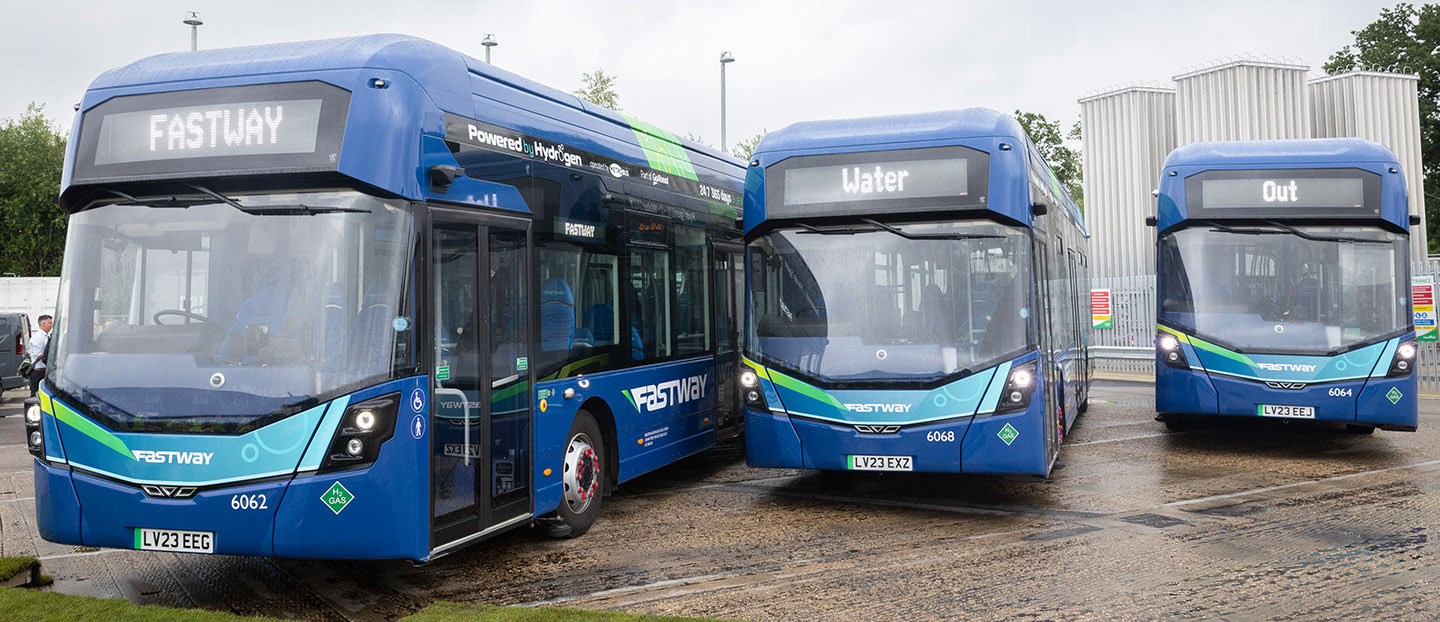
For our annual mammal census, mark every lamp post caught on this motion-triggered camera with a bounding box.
[720,51,735,153]
[482,34,498,64]
[183,12,203,52]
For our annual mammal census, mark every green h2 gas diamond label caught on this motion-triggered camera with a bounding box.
[1387,387,1403,405]
[997,423,1020,446]
[321,481,354,515]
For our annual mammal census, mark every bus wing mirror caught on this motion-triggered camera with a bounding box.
[1030,202,1049,216]
[1145,217,1158,227]
[1411,215,1422,226]
[428,164,464,191]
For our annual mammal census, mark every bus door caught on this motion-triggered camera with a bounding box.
[712,240,744,436]
[429,208,533,549]
[1033,236,1060,462]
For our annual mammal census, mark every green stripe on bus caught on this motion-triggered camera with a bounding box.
[1157,324,1256,367]
[558,354,610,379]
[134,528,142,549]
[624,115,699,180]
[491,380,530,404]
[767,368,847,411]
[52,400,135,461]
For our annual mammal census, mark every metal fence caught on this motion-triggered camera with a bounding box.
[1088,264,1440,392]
[1088,275,1157,376]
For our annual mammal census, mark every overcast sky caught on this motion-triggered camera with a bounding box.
[1,0,1402,150]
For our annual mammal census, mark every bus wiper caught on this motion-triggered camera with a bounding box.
[793,219,1002,240]
[105,188,217,208]
[794,223,882,236]
[233,205,371,215]
[859,219,1003,240]
[1261,221,1388,245]
[190,184,370,216]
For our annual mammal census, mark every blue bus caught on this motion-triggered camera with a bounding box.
[1153,139,1418,433]
[22,35,747,561]
[739,109,1091,478]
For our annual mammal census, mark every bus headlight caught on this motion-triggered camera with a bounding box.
[1158,333,1189,370]
[1388,339,1418,377]
[741,368,769,412]
[996,360,1038,415]
[22,397,43,459]
[320,392,400,473]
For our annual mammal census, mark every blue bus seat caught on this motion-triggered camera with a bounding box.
[584,303,615,345]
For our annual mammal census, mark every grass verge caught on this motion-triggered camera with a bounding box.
[0,555,728,621]
[0,556,36,582]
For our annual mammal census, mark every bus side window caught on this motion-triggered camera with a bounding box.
[629,247,672,361]
[673,225,711,356]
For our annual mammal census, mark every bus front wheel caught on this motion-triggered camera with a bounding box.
[549,411,605,538]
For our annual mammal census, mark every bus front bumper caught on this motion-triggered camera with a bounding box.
[34,459,430,559]
[744,397,1053,476]
[1193,373,1418,430]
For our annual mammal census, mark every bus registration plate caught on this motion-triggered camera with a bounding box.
[848,455,913,471]
[1259,404,1315,419]
[136,528,214,554]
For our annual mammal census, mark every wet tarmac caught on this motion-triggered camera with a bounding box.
[1,380,1438,621]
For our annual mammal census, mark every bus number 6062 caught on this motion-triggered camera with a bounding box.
[231,494,268,510]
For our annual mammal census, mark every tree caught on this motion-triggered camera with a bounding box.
[729,131,767,160]
[574,69,621,111]
[1013,110,1084,210]
[0,103,67,276]
[1325,2,1440,252]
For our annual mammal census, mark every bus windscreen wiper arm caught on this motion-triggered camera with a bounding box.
[189,184,369,215]
[795,219,1002,240]
[1261,220,1389,244]
[105,188,216,208]
[859,219,1003,240]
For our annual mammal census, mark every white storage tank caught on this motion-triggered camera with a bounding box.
[1309,71,1428,261]
[1174,59,1311,145]
[1078,86,1177,280]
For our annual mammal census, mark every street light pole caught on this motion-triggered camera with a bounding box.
[183,12,203,52]
[720,51,734,153]
[482,34,498,64]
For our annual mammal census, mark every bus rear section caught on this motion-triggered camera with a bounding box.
[740,109,1091,478]
[1154,138,1419,433]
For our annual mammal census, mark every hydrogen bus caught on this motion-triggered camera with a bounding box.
[23,34,747,561]
[1153,138,1418,433]
[740,109,1091,477]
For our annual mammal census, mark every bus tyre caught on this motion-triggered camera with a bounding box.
[550,411,604,538]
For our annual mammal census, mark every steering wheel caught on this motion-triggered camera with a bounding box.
[153,309,220,328]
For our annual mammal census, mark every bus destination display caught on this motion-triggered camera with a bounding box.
[783,157,968,206]
[1200,176,1366,209]
[94,99,324,166]
[71,81,350,184]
